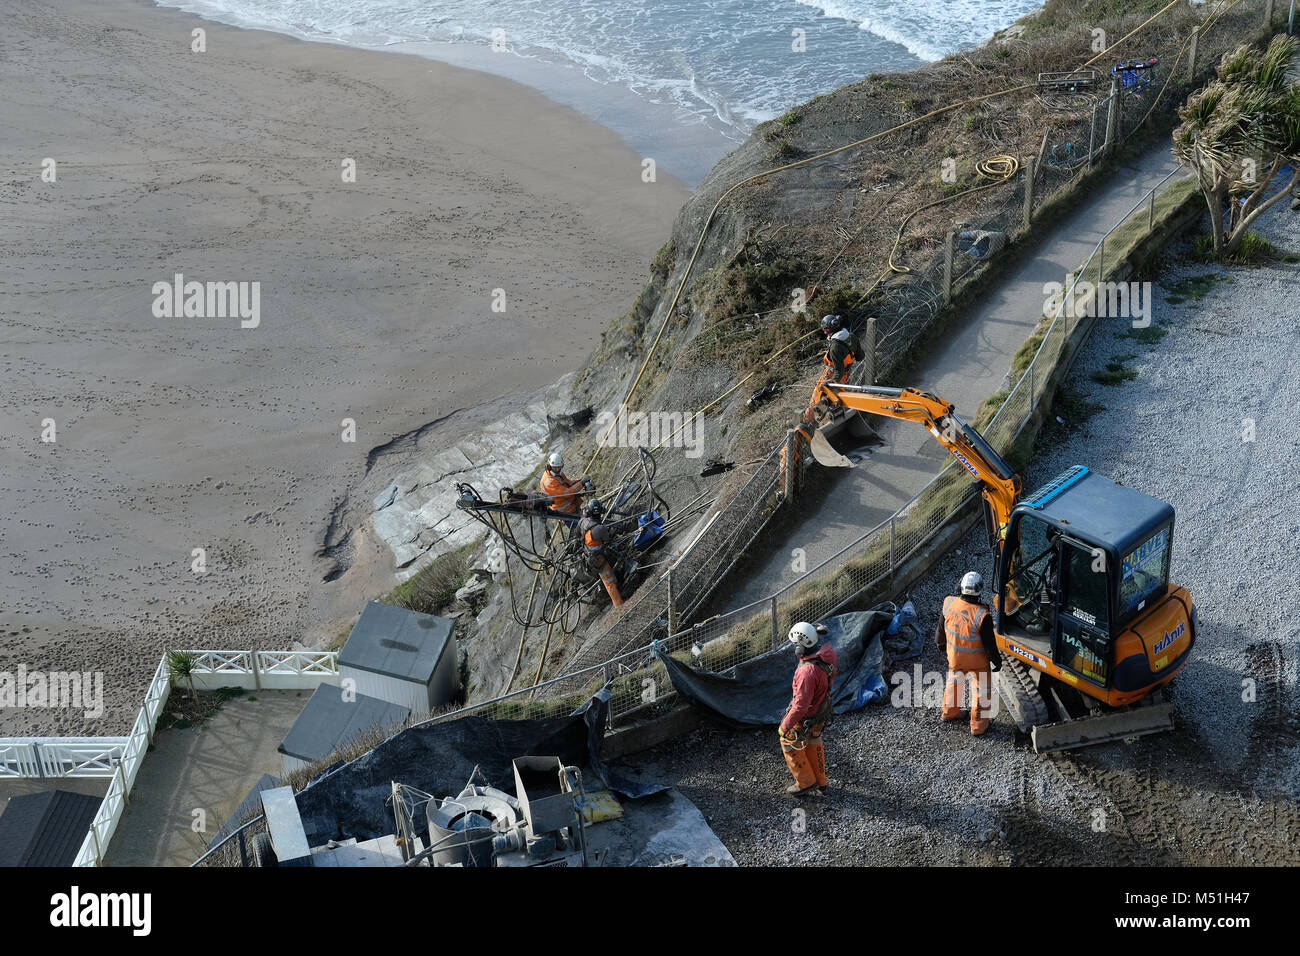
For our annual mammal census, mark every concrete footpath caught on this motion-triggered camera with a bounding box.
[104,691,303,866]
[732,145,1190,606]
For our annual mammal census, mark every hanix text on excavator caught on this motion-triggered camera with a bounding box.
[808,383,1196,753]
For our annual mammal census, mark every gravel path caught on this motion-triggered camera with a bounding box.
[624,198,1300,866]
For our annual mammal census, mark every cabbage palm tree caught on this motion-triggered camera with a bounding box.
[1173,35,1300,257]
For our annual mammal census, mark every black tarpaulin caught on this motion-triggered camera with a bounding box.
[655,610,894,727]
[293,690,662,844]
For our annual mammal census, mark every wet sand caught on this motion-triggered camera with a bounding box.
[0,0,688,734]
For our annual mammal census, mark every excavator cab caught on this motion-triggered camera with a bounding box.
[993,465,1196,719]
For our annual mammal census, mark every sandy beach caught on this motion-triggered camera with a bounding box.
[0,0,689,734]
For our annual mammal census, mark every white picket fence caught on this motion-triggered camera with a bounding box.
[0,649,338,866]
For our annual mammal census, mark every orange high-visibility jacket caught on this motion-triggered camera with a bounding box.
[823,328,864,381]
[942,595,991,666]
[539,468,583,514]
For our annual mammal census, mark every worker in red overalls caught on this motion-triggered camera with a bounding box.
[779,621,837,797]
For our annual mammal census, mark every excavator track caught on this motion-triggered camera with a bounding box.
[998,657,1050,732]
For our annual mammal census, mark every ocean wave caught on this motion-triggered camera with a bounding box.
[792,0,1039,62]
[155,0,1035,136]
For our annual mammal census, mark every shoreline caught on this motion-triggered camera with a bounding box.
[0,0,689,735]
[148,0,743,188]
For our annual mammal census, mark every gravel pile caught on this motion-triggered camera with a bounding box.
[623,199,1300,865]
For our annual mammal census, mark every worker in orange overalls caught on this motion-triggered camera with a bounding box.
[937,571,1003,735]
[538,452,590,515]
[578,499,641,607]
[779,621,837,797]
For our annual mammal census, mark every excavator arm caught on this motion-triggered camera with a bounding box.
[809,383,1022,550]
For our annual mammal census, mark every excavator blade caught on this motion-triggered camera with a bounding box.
[1030,698,1175,754]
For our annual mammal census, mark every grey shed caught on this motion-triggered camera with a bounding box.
[338,601,458,716]
[278,685,410,777]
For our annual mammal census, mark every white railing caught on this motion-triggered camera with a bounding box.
[0,739,130,778]
[0,648,337,866]
[179,648,341,691]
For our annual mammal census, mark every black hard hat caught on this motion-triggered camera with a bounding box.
[582,499,605,520]
[820,314,841,332]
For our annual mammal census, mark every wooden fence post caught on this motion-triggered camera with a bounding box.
[864,316,877,385]
[1023,156,1038,231]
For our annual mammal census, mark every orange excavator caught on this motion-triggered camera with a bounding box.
[807,383,1196,752]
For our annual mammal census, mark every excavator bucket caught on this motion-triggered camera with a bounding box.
[808,408,881,468]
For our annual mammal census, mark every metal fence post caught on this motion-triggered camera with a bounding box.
[252,651,262,691]
[117,761,129,806]
[1029,363,1035,404]
[1060,295,1067,359]
[770,597,780,651]
[1149,187,1156,231]
[1022,155,1037,232]
[603,663,615,731]
[888,516,896,570]
[666,568,679,635]
[1098,236,1105,285]
[942,230,955,304]
[1188,27,1199,79]
[1103,79,1120,158]
[1290,0,1296,35]
[1087,101,1098,165]
[90,826,103,867]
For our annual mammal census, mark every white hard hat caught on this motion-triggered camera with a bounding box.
[547,452,563,471]
[960,571,982,596]
[788,621,819,650]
